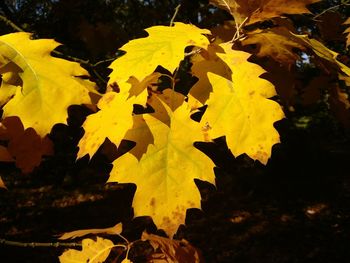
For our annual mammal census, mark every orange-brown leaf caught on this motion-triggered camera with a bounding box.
[210,0,321,25]
[241,27,306,64]
[142,232,203,263]
[0,117,53,173]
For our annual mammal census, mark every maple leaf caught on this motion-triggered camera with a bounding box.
[108,22,210,90]
[78,92,137,159]
[142,232,203,262]
[0,32,96,136]
[0,117,53,173]
[201,43,284,164]
[59,237,114,263]
[209,0,321,25]
[109,94,215,237]
[241,27,306,64]
[293,34,350,78]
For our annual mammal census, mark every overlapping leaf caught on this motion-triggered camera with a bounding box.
[0,117,53,173]
[241,27,306,64]
[293,34,350,80]
[201,43,284,164]
[142,232,202,262]
[108,22,210,92]
[209,0,320,25]
[190,44,231,105]
[77,92,136,159]
[59,237,114,263]
[0,32,96,136]
[110,93,215,237]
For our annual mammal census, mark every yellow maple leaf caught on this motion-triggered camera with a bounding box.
[109,95,215,237]
[59,237,114,263]
[108,22,210,88]
[0,32,96,137]
[241,27,306,64]
[201,43,284,164]
[209,0,320,25]
[78,92,137,159]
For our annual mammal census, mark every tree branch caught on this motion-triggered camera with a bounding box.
[0,238,82,248]
[0,14,24,32]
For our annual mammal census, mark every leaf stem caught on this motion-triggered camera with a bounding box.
[169,4,181,26]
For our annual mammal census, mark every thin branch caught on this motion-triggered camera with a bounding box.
[313,2,350,20]
[93,58,116,67]
[231,17,248,42]
[0,238,82,248]
[0,14,24,32]
[170,4,181,26]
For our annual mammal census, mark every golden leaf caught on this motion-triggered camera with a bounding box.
[77,92,136,159]
[109,94,215,237]
[59,237,114,263]
[201,43,284,164]
[0,32,96,136]
[108,22,210,88]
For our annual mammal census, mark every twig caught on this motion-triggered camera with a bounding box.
[93,58,116,67]
[0,238,82,248]
[231,17,248,42]
[170,4,181,26]
[313,2,350,20]
[0,14,24,32]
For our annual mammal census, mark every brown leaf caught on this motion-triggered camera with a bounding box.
[0,117,53,173]
[242,27,306,64]
[210,0,321,25]
[329,83,350,129]
[0,145,14,162]
[142,232,203,263]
